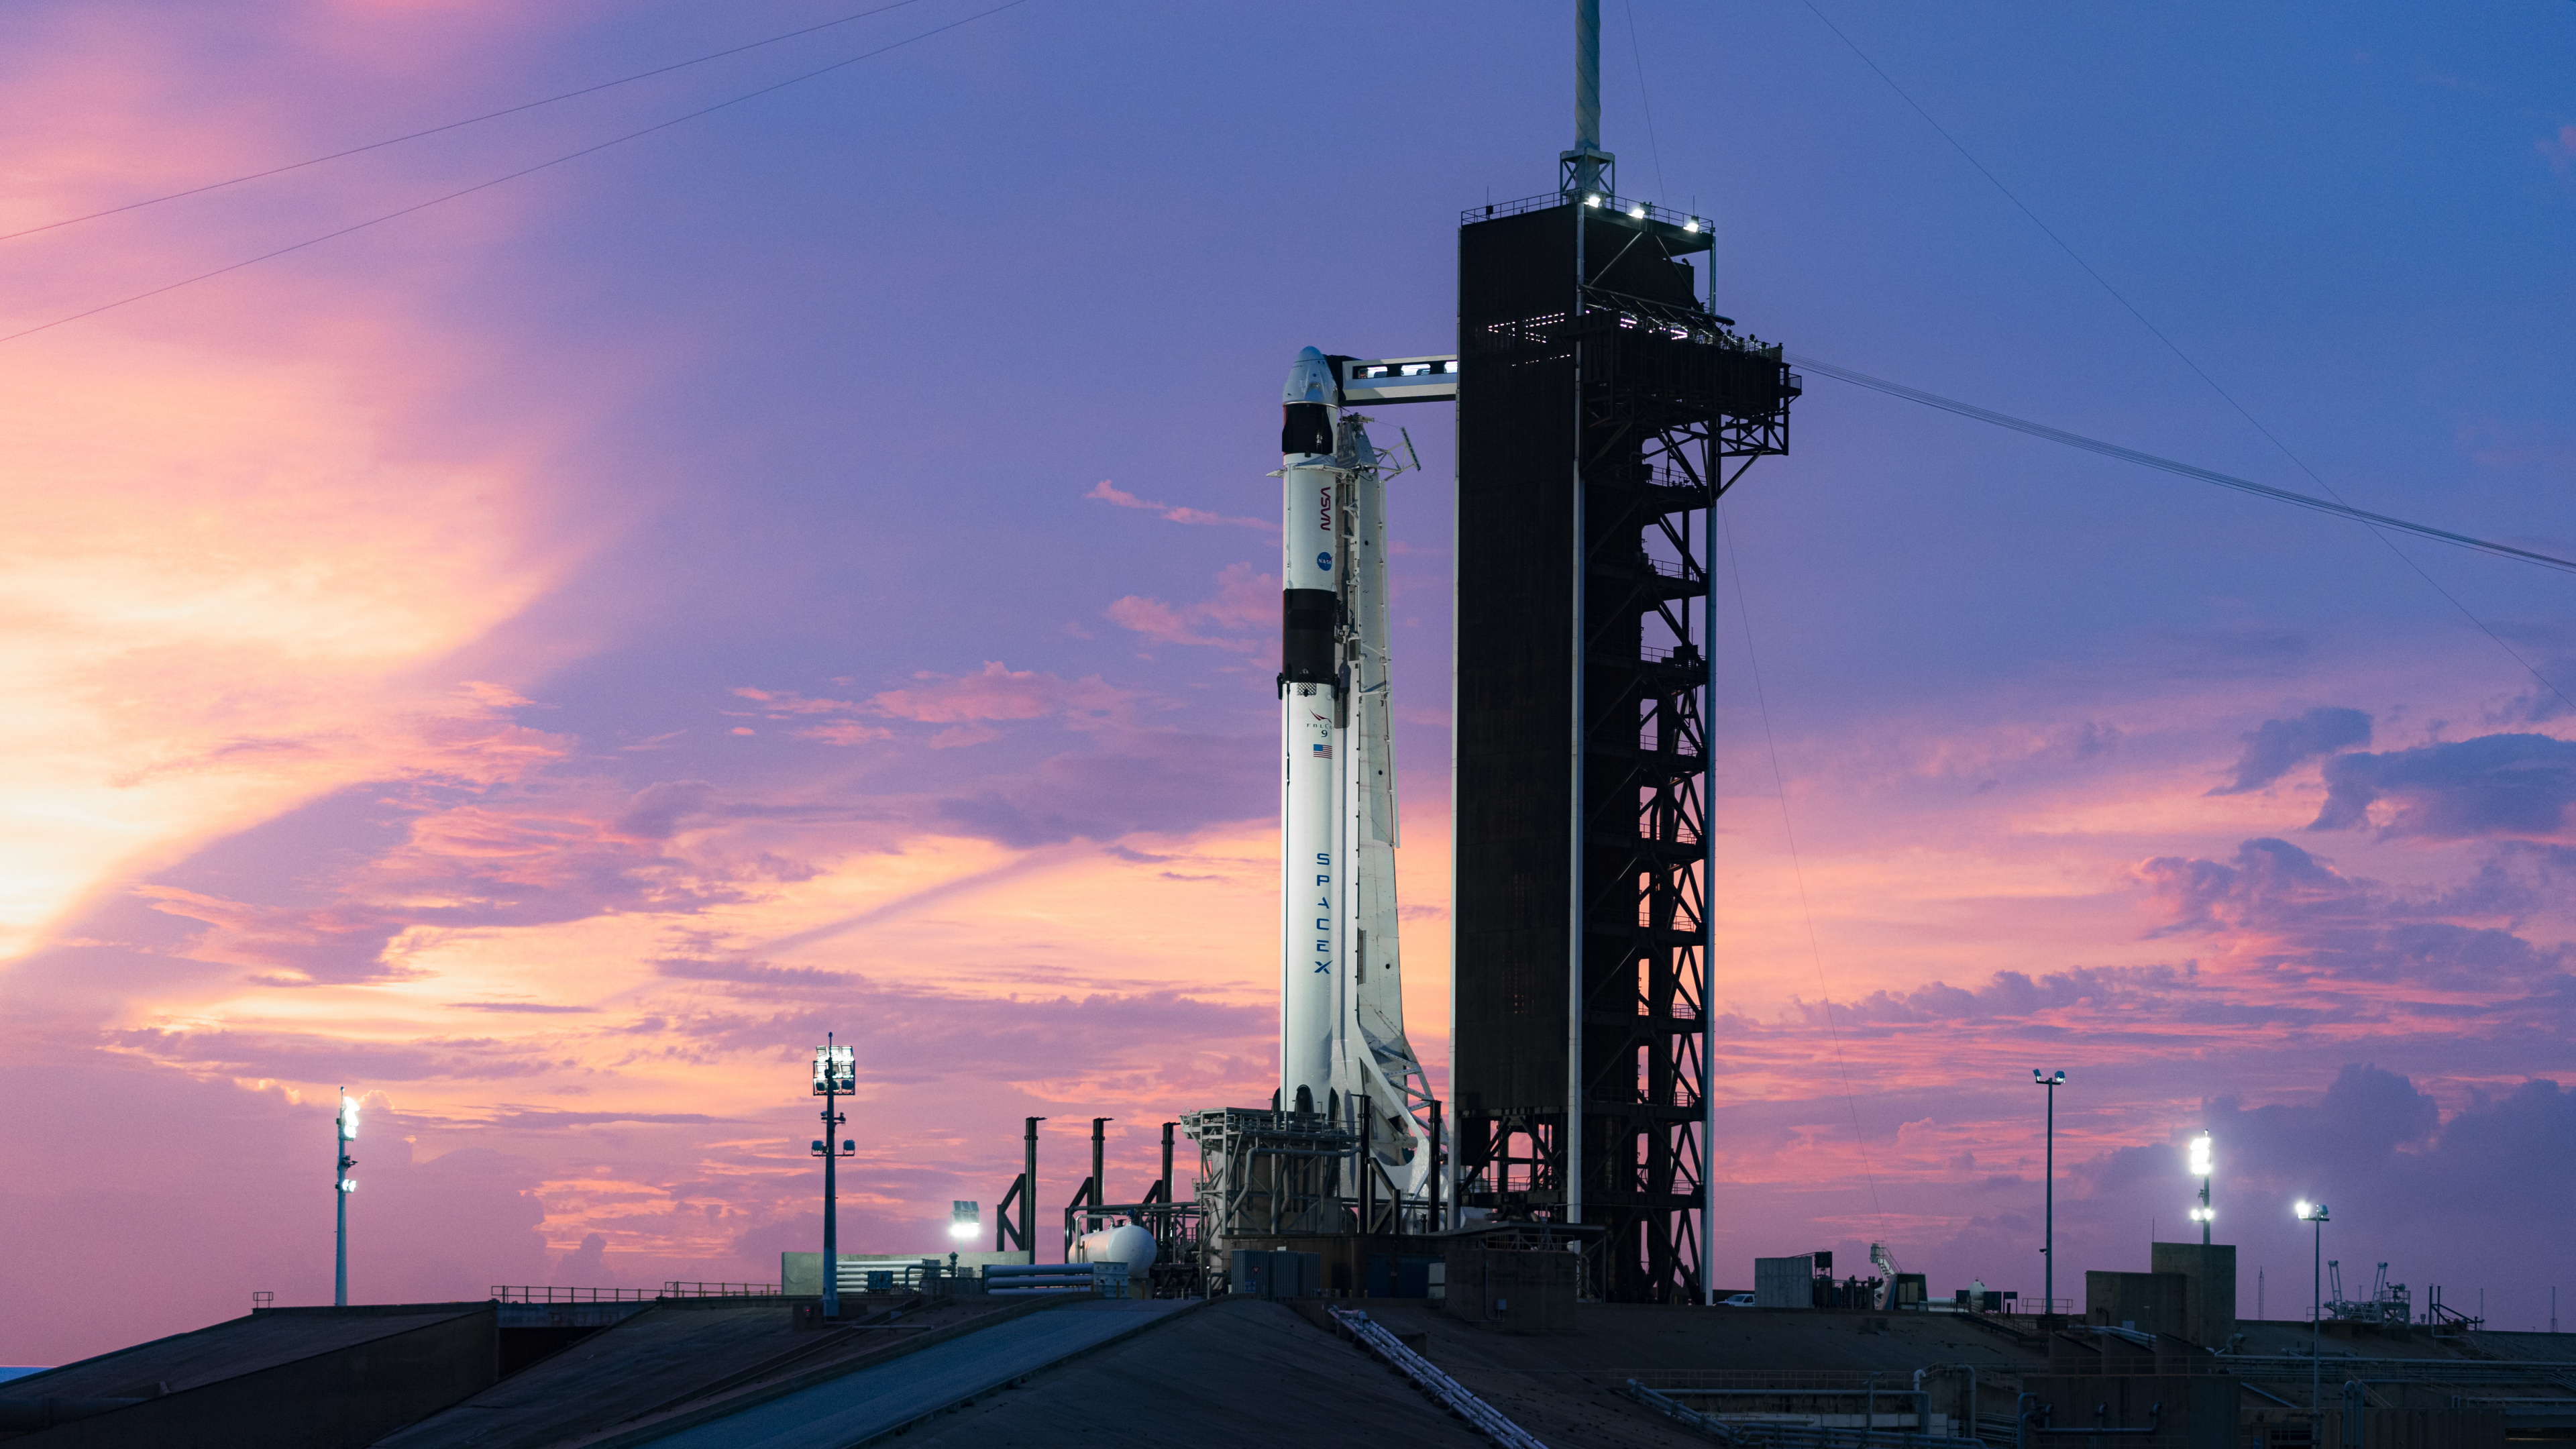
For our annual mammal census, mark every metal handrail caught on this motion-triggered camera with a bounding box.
[1462,193,1709,233]
[2214,1355,2576,1387]
[1337,1307,1549,1448]
[490,1282,783,1303]
[1640,1371,1927,1391]
[489,1285,653,1303]
[1624,1379,1989,1449]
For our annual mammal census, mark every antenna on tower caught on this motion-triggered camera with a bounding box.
[1560,0,1616,199]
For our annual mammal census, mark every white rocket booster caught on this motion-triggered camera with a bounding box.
[1278,347,1341,1117]
[1277,346,1438,1198]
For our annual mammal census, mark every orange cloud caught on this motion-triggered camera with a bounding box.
[0,331,569,955]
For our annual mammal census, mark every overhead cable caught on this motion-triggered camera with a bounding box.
[0,0,1034,345]
[0,0,941,244]
[1789,356,2576,577]
[1798,0,2576,712]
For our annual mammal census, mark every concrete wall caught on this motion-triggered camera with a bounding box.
[2023,1373,2235,1449]
[1443,1249,1575,1332]
[2086,1271,2190,1337]
[2322,1407,2506,1449]
[2149,1241,2237,1345]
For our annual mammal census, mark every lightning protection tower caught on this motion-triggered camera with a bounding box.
[1448,0,1799,1303]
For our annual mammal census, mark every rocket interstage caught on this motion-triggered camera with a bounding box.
[1272,345,1438,1200]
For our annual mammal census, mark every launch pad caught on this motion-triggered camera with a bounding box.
[1172,2,1799,1307]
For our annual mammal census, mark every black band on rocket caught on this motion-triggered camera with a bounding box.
[1281,588,1337,685]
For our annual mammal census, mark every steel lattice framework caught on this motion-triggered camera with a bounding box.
[1453,195,1795,1303]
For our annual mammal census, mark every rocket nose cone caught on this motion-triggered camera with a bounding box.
[1283,346,1334,405]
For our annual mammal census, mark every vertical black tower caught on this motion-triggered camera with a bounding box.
[1451,191,1796,1303]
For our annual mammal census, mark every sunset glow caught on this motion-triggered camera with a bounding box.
[4,0,2572,1364]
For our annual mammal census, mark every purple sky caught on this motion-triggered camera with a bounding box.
[1,0,2571,1363]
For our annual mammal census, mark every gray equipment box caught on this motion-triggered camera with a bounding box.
[1231,1248,1322,1299]
[1755,1254,1816,1309]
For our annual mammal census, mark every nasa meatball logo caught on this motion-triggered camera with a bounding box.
[1316,551,1332,572]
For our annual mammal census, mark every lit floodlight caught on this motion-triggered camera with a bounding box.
[2295,1200,2328,1222]
[339,1179,357,1193]
[1585,194,1603,207]
[2188,1133,2212,1178]
[340,1096,360,1140]
[812,1044,855,1095]
[950,1199,979,1240]
[1684,219,1700,233]
[1629,204,1646,219]
[2190,1207,2214,1222]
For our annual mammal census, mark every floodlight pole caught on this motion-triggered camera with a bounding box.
[2194,1133,2214,1347]
[2035,1071,2063,1319]
[2304,1203,2330,1432]
[823,1059,839,1320]
[334,1089,356,1307]
[813,1032,854,1320]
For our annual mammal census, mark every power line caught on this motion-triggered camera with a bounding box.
[0,0,1034,345]
[1797,0,2575,713]
[0,0,943,244]
[1788,355,2576,576]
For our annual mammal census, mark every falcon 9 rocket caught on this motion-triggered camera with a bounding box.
[1276,346,1437,1199]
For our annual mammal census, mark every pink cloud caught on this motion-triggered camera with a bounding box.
[790,721,892,746]
[866,661,1131,725]
[2541,124,2576,177]
[127,772,802,986]
[1083,478,1273,531]
[730,687,860,716]
[1104,562,1273,651]
[729,664,1139,745]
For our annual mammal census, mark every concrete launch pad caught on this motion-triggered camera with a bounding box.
[8,1283,2570,1448]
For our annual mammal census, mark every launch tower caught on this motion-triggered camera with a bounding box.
[1448,1,1800,1303]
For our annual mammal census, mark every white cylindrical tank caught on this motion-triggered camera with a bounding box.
[1075,1224,1158,1275]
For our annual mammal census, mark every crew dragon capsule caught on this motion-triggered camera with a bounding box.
[1274,346,1438,1199]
